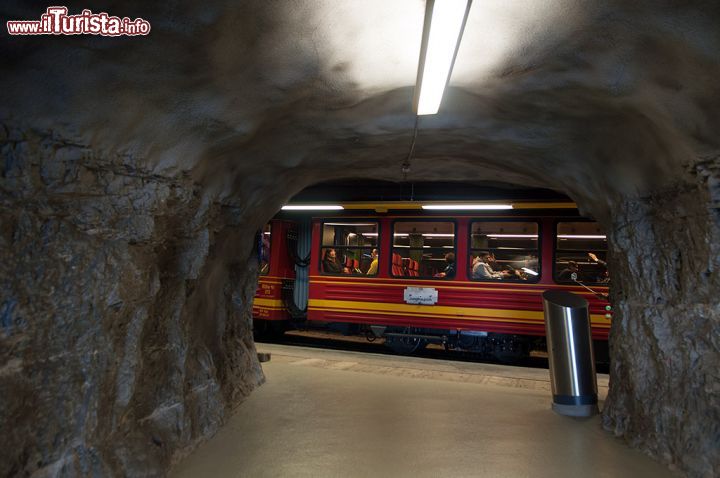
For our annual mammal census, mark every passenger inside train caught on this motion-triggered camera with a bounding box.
[554,221,609,284]
[588,252,610,283]
[469,221,539,282]
[557,261,579,281]
[472,252,513,280]
[366,248,378,275]
[434,252,456,278]
[321,248,345,273]
[321,222,379,275]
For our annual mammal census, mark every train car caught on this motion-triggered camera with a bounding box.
[254,201,612,361]
[252,220,297,336]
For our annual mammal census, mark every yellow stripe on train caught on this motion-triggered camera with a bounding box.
[307,299,611,327]
[254,298,285,308]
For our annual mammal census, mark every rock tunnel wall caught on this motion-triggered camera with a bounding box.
[603,160,720,476]
[0,124,264,476]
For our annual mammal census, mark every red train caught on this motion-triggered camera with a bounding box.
[254,201,611,361]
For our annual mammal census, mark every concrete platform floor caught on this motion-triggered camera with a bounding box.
[171,344,676,478]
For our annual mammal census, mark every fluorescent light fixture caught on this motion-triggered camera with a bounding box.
[393,245,454,249]
[558,235,606,239]
[325,223,376,226]
[413,0,472,115]
[487,234,538,239]
[422,204,513,210]
[364,233,410,237]
[263,232,271,235]
[522,268,539,276]
[364,233,455,237]
[282,205,344,211]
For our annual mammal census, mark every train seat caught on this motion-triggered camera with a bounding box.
[408,259,419,277]
[392,253,405,276]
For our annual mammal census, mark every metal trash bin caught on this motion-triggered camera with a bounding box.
[542,290,598,417]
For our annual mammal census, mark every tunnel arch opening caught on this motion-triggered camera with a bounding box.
[250,178,613,366]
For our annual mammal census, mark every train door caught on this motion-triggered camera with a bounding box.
[252,220,296,336]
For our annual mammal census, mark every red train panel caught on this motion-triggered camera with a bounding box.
[307,276,609,339]
[253,220,296,321]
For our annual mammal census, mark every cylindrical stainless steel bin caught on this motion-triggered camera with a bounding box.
[542,290,598,417]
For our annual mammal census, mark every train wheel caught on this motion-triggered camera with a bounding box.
[491,334,530,363]
[384,328,427,355]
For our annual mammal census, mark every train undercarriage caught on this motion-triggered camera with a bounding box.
[378,326,533,361]
[254,319,610,366]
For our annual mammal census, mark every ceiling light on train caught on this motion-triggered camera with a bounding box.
[326,223,376,226]
[557,235,607,239]
[361,233,412,237]
[521,268,539,276]
[281,205,344,211]
[414,0,473,115]
[488,234,537,239]
[421,204,513,210]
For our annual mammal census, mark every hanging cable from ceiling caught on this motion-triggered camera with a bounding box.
[401,115,420,201]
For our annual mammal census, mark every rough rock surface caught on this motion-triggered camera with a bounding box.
[1,0,719,476]
[0,125,264,476]
[603,163,720,476]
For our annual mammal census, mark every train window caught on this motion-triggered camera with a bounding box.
[260,223,271,275]
[469,221,540,282]
[555,221,608,284]
[320,222,379,275]
[391,221,455,278]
